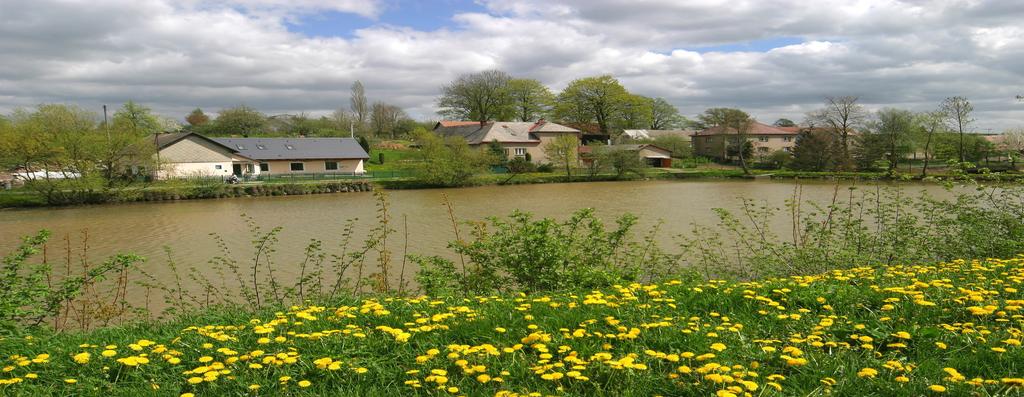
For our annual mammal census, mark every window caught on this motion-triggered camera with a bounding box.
[503,148,510,157]
[236,145,246,150]
[290,162,304,171]
[245,164,254,174]
[783,136,794,142]
[256,144,266,150]
[325,161,338,171]
[215,165,223,170]
[514,148,527,156]
[285,144,295,150]
[259,163,269,172]
[758,136,769,142]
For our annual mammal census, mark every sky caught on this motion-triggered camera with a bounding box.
[0,0,1022,131]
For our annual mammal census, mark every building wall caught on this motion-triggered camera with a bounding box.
[158,136,252,178]
[472,133,579,165]
[694,134,796,160]
[638,146,672,159]
[260,159,365,174]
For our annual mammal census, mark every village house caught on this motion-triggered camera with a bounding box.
[692,121,799,161]
[432,119,581,164]
[154,132,369,179]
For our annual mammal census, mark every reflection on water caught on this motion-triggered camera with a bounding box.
[0,179,953,306]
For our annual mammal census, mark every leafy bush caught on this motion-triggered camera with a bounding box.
[413,209,678,295]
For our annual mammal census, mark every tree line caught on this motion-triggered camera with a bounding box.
[182,81,428,138]
[437,70,693,135]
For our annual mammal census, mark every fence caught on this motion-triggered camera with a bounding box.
[172,170,418,184]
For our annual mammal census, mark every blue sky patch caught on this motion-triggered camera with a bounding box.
[285,0,486,38]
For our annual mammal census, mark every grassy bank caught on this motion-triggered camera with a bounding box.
[2,256,1022,396]
[0,180,373,209]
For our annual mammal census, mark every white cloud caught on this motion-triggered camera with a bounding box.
[0,0,1022,130]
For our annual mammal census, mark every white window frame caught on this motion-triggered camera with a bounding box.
[758,136,769,142]
[514,148,527,157]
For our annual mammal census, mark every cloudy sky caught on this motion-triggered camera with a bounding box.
[1,0,1022,131]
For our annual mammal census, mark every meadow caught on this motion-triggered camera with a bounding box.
[2,256,1022,396]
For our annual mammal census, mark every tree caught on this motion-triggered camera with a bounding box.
[543,134,579,179]
[185,108,210,127]
[370,102,408,138]
[651,135,691,158]
[699,108,753,174]
[649,97,683,130]
[413,130,488,186]
[773,118,796,127]
[600,146,646,178]
[350,81,368,131]
[112,101,160,135]
[871,108,915,174]
[1001,127,1024,170]
[806,96,867,170]
[615,94,653,131]
[506,78,554,122]
[211,106,266,137]
[914,111,945,177]
[487,140,507,167]
[553,75,631,136]
[357,136,371,154]
[789,128,836,171]
[437,70,512,124]
[940,96,974,164]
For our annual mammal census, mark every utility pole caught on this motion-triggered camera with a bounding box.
[350,120,354,139]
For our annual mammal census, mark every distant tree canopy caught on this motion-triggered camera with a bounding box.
[553,75,631,136]
[773,118,796,127]
[204,106,267,137]
[437,70,513,124]
[186,108,210,127]
[506,78,554,122]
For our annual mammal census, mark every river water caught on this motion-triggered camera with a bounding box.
[0,179,954,308]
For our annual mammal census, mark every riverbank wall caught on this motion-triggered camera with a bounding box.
[0,180,374,209]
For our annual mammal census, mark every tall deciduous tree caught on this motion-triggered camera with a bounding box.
[649,97,683,130]
[185,108,210,127]
[872,108,915,173]
[914,111,945,177]
[554,75,630,136]
[437,70,512,124]
[370,102,408,138]
[700,108,753,175]
[616,94,653,131]
[806,96,867,170]
[940,96,974,164]
[773,118,796,127]
[350,81,368,130]
[112,101,160,135]
[506,78,553,122]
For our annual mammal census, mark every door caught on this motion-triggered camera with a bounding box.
[232,164,242,176]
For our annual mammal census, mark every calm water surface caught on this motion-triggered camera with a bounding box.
[0,179,953,306]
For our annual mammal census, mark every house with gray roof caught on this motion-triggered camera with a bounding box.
[154,132,369,179]
[432,119,580,163]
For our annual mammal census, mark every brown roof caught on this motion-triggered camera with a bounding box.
[434,121,481,129]
[694,121,799,136]
[434,120,580,145]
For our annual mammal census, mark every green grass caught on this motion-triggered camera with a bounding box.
[366,147,421,172]
[2,256,1023,396]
